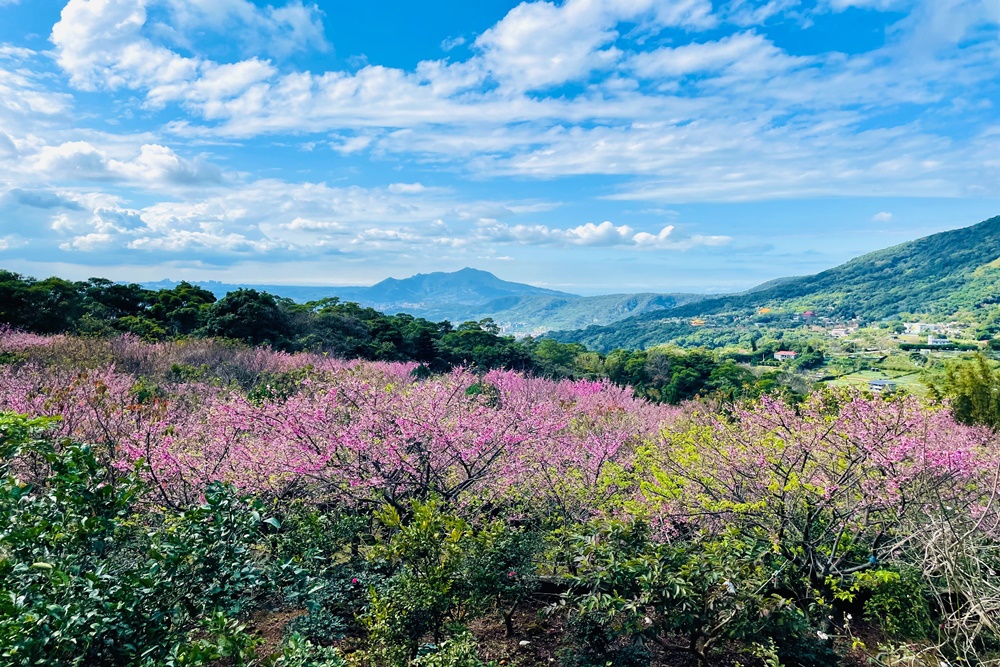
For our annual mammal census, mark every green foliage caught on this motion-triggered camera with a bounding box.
[284,609,348,646]
[557,614,651,667]
[270,632,346,667]
[411,629,496,667]
[202,289,294,348]
[160,612,260,667]
[939,353,1000,429]
[0,415,150,665]
[560,521,776,667]
[362,499,538,665]
[0,417,281,666]
[150,481,278,618]
[553,215,1000,351]
[851,568,933,639]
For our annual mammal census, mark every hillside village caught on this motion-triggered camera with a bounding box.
[678,311,988,397]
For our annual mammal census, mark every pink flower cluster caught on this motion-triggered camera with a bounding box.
[0,332,678,512]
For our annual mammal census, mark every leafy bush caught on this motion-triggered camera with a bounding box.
[411,629,497,667]
[557,614,651,667]
[284,609,348,646]
[0,415,281,665]
[270,632,347,667]
[560,521,790,667]
[852,568,933,639]
[362,499,539,665]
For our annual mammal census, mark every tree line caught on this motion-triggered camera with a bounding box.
[0,269,803,403]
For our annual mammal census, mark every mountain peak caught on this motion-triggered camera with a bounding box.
[364,268,575,306]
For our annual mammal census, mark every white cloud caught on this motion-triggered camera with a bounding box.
[112,144,223,185]
[0,44,34,58]
[474,218,729,249]
[155,0,328,56]
[629,31,807,79]
[557,221,636,246]
[872,211,894,221]
[472,0,716,92]
[28,141,223,187]
[40,0,1000,209]
[441,36,466,51]
[388,182,429,195]
[725,0,801,25]
[0,167,730,266]
[33,141,112,180]
[51,0,197,92]
[827,0,909,10]
[0,61,72,118]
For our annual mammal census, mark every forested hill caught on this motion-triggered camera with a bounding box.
[551,215,1000,350]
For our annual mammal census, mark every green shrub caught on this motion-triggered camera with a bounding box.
[157,611,260,667]
[284,609,348,646]
[361,499,538,665]
[270,632,346,667]
[412,629,497,667]
[557,615,651,667]
[853,568,933,639]
[0,414,281,665]
[560,520,793,667]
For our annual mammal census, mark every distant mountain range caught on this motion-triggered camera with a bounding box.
[145,267,707,334]
[550,215,1000,350]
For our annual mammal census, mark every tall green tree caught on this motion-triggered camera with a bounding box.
[941,353,1000,429]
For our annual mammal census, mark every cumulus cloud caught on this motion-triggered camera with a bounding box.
[28,141,222,187]
[51,0,325,97]
[872,211,894,221]
[475,219,730,249]
[0,167,732,268]
[8,189,84,210]
[153,0,328,57]
[113,144,223,185]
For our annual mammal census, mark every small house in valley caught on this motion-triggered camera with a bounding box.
[868,380,897,394]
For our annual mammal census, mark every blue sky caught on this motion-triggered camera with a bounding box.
[1,0,999,294]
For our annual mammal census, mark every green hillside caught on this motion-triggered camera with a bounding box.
[552,215,1000,350]
[429,292,707,333]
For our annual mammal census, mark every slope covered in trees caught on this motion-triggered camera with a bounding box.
[553,215,1000,350]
